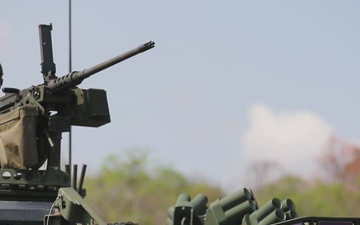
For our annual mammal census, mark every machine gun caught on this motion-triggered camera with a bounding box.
[0,24,154,225]
[0,24,154,170]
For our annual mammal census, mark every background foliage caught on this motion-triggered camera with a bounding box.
[84,148,223,224]
[84,138,360,224]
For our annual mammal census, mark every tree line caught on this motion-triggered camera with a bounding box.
[84,136,360,225]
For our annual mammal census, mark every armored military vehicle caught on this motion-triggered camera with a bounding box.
[0,24,154,225]
[0,23,359,225]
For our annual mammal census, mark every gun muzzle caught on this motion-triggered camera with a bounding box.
[0,63,3,89]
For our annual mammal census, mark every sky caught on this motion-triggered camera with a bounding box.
[0,1,359,192]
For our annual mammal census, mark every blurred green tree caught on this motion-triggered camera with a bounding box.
[84,147,223,224]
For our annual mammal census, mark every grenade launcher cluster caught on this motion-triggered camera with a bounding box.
[167,189,360,225]
[167,188,297,225]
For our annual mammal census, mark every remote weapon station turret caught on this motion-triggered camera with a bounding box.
[0,24,154,225]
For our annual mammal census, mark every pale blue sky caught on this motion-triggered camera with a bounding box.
[1,1,359,190]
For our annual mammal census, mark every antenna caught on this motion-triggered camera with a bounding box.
[68,0,73,177]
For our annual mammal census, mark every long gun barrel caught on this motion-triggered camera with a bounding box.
[46,41,155,91]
